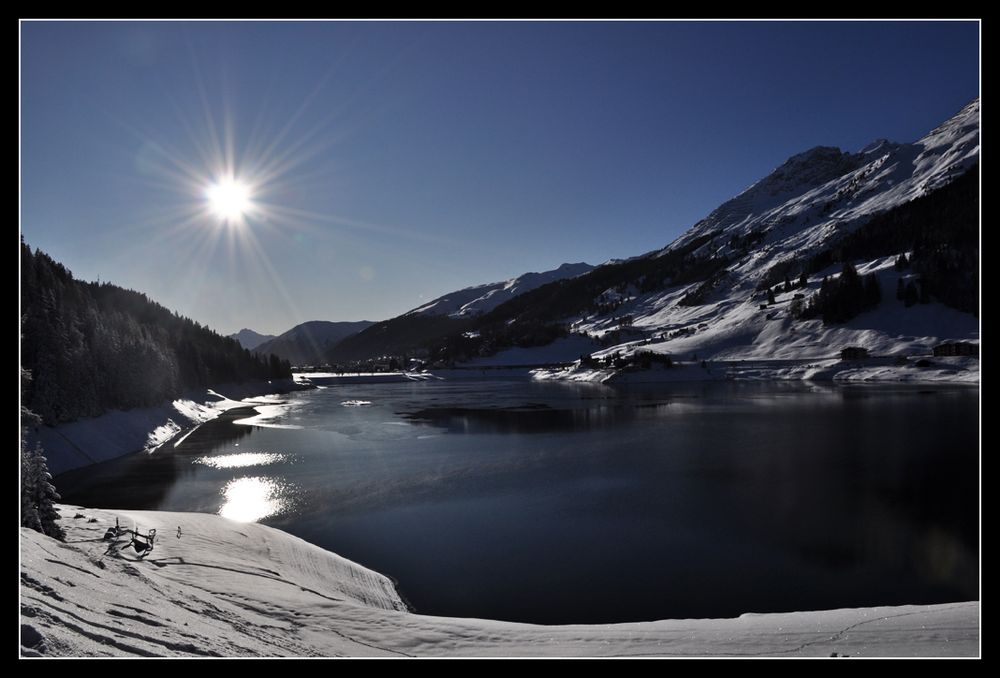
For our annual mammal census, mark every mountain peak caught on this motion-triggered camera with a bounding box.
[787,145,844,162]
[255,320,375,366]
[859,138,894,156]
[229,328,277,350]
[920,97,980,145]
[765,146,855,182]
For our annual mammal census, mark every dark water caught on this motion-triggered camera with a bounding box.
[57,380,979,624]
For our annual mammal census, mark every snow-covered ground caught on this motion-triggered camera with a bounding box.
[31,379,306,476]
[20,506,979,658]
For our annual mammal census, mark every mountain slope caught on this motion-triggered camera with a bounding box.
[255,320,374,366]
[20,244,292,425]
[229,328,276,350]
[409,262,595,318]
[428,99,979,372]
[327,263,594,363]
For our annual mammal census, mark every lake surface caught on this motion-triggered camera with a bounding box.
[57,380,979,624]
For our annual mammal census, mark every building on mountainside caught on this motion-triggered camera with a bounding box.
[840,346,870,360]
[932,342,978,357]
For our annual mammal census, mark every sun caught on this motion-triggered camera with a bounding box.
[206,177,252,222]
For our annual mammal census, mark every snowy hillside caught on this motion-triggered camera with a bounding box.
[665,98,979,269]
[31,380,305,476]
[20,506,979,657]
[449,99,979,382]
[228,328,276,351]
[409,262,594,318]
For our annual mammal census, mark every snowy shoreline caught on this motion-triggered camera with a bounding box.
[37,368,977,479]
[530,356,980,385]
[21,505,979,657]
[33,378,311,477]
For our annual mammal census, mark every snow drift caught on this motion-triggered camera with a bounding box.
[20,506,979,657]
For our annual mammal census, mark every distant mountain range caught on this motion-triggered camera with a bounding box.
[256,320,375,366]
[334,98,979,368]
[326,263,596,362]
[229,328,277,350]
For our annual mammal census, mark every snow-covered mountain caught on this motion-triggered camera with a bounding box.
[444,99,979,379]
[665,98,979,268]
[326,263,594,363]
[409,262,595,318]
[228,328,276,350]
[255,320,374,366]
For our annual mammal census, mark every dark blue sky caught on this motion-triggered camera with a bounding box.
[20,20,979,335]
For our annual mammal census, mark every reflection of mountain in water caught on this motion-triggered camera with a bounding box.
[403,405,599,434]
[57,407,260,510]
[402,397,688,434]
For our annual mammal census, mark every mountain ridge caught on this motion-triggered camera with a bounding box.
[256,320,375,366]
[408,262,595,319]
[423,98,979,373]
[327,262,595,363]
[229,328,277,351]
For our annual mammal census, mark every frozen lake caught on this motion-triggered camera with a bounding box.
[57,380,979,624]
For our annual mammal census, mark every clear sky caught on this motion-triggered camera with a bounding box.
[20,20,979,336]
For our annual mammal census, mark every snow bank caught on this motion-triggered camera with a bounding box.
[535,357,979,386]
[31,379,306,477]
[20,506,979,658]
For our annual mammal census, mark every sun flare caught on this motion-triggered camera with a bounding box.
[206,178,252,222]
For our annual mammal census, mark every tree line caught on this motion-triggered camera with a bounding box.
[20,242,291,425]
[799,262,881,324]
[757,163,979,316]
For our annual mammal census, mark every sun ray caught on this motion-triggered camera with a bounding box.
[261,203,457,247]
[85,37,431,337]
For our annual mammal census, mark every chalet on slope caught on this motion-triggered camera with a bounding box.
[932,342,979,357]
[840,346,870,360]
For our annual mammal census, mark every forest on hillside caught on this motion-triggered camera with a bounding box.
[20,243,291,425]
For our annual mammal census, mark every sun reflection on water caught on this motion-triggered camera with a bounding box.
[218,476,290,523]
[194,452,288,469]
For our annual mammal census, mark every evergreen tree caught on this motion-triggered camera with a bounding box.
[864,273,881,307]
[21,442,65,541]
[798,272,808,288]
[783,275,792,293]
[767,288,776,305]
[840,261,860,286]
[20,367,64,541]
[802,264,879,324]
[904,280,919,307]
[897,277,906,301]
[918,277,931,304]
